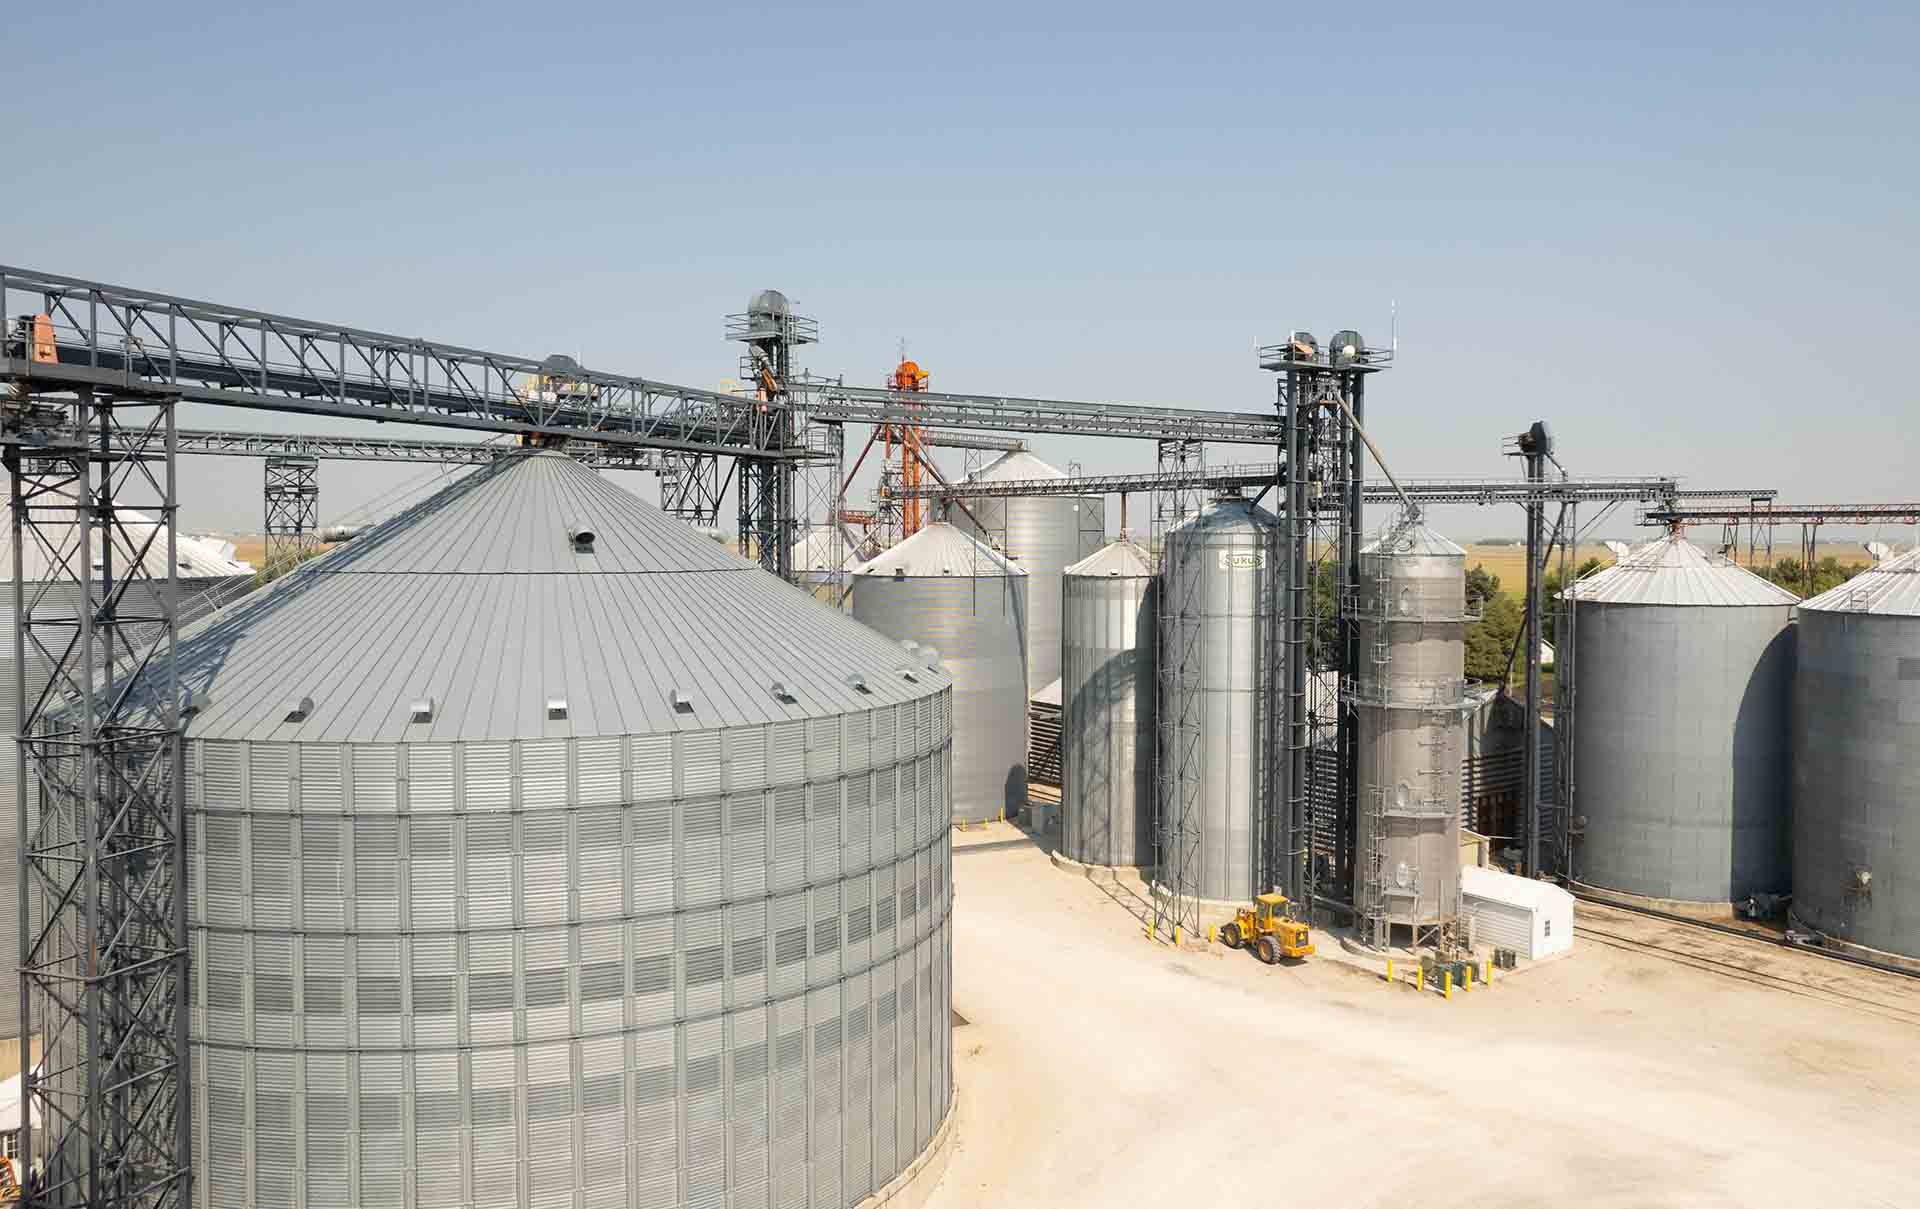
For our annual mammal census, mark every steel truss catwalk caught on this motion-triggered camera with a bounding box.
[900,467,1774,506]
[0,266,790,460]
[4,385,190,1209]
[800,384,1287,444]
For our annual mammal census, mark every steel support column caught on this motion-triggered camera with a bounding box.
[6,386,189,1209]
[262,454,318,575]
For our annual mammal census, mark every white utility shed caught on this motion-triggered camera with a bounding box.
[1461,865,1575,959]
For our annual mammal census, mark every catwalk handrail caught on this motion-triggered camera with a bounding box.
[0,264,784,458]
[898,466,1778,504]
[1641,502,1920,525]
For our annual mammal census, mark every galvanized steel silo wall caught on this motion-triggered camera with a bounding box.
[963,494,1105,691]
[1572,601,1795,904]
[1061,555,1157,867]
[188,695,955,1209]
[0,572,251,1047]
[854,575,1029,822]
[1353,529,1466,929]
[1792,609,1920,959]
[1156,500,1277,903]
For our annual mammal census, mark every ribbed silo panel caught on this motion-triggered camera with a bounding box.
[729,793,769,900]
[854,573,1029,821]
[254,1052,297,1206]
[1793,610,1920,958]
[414,1051,465,1205]
[844,969,875,1200]
[577,806,624,921]
[526,1039,576,1208]
[632,800,674,914]
[727,726,768,792]
[359,1051,407,1208]
[809,983,845,1209]
[191,717,955,1209]
[465,813,515,929]
[683,794,726,909]
[731,1004,772,1209]
[771,997,808,1209]
[306,1051,352,1207]
[522,811,569,925]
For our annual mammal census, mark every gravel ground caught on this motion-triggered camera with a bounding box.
[923,824,1920,1209]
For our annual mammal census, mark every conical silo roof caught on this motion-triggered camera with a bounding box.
[963,449,1070,484]
[0,485,254,580]
[854,521,1025,578]
[1361,519,1465,557]
[1065,537,1153,578]
[1562,533,1798,606]
[794,526,865,575]
[1167,494,1278,537]
[1800,545,1920,615]
[129,451,949,742]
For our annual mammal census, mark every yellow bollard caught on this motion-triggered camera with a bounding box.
[1175,925,1182,946]
[1207,925,1215,945]
[1484,959,1492,986]
[1443,969,1453,1000]
[1464,964,1474,992]
[1386,957,1393,984]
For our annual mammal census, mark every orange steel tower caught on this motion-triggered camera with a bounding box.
[885,357,930,536]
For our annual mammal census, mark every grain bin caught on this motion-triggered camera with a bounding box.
[1562,535,1798,908]
[1792,547,1920,960]
[1061,538,1157,869]
[0,503,253,1054]
[1353,519,1469,939]
[956,450,1105,692]
[854,521,1028,822]
[1156,495,1279,904]
[116,452,955,1209]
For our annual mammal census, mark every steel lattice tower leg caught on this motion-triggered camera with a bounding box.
[658,453,723,524]
[262,454,318,575]
[7,387,189,1209]
[1150,439,1204,942]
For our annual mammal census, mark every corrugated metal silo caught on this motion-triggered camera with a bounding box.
[1061,538,1157,868]
[0,506,253,1051]
[853,521,1028,822]
[1792,547,1920,959]
[1353,519,1468,935]
[957,451,1105,692]
[119,452,956,1209]
[1156,496,1278,903]
[1563,535,1798,907]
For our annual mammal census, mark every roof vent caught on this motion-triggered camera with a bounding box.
[409,697,434,724]
[893,567,906,581]
[568,522,596,553]
[919,646,941,669]
[941,565,953,575]
[283,695,315,724]
[670,688,695,715]
[896,667,920,684]
[770,681,798,705]
[182,687,207,716]
[546,697,568,721]
[846,673,872,696]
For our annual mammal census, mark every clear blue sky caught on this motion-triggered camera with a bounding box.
[9,1,1915,546]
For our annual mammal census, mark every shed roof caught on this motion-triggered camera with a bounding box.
[1460,864,1575,914]
[1561,533,1798,607]
[130,452,947,743]
[1800,545,1920,616]
[853,521,1025,578]
[1065,537,1153,578]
